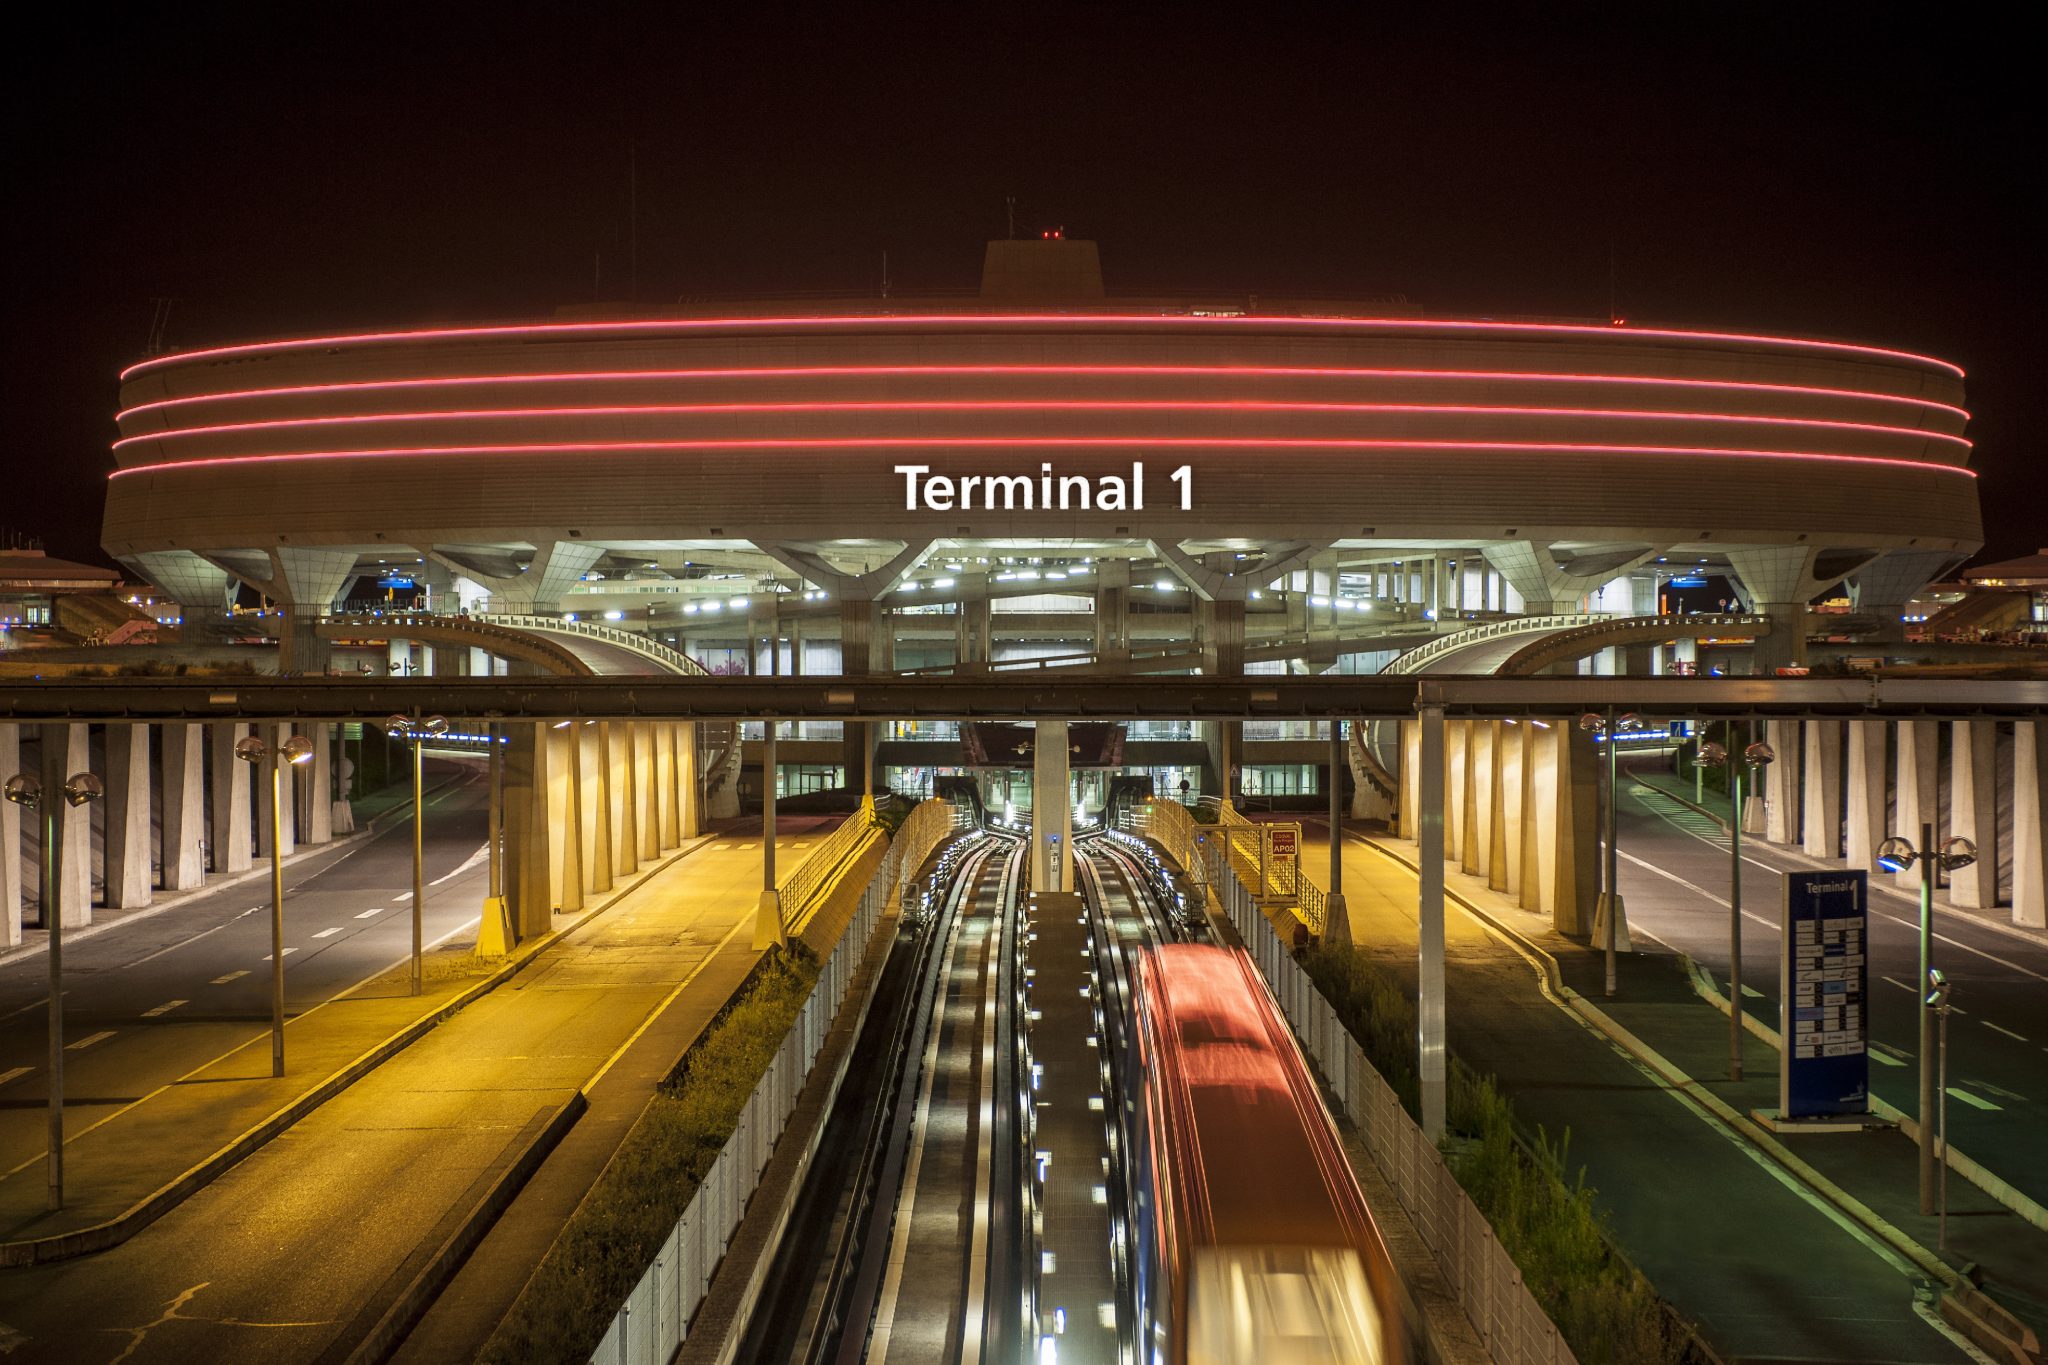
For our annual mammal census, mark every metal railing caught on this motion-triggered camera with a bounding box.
[587,855,895,1365]
[1140,798,1326,939]
[1383,613,1609,676]
[1492,613,1768,676]
[481,613,710,675]
[777,798,879,928]
[321,612,593,676]
[1213,864,1576,1365]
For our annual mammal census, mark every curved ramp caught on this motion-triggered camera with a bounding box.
[319,613,593,676]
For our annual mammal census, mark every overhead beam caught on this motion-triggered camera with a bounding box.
[2,676,2045,723]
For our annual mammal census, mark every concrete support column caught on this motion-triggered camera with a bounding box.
[1801,721,1843,860]
[1399,720,1420,843]
[1949,721,1999,909]
[2014,722,2048,930]
[504,723,558,938]
[1033,720,1073,892]
[104,724,153,910]
[553,723,585,912]
[1528,723,1597,935]
[1764,720,1801,846]
[1,723,20,946]
[256,724,296,860]
[1893,720,1939,890]
[1200,598,1247,677]
[160,723,206,890]
[1445,722,1468,865]
[1752,604,1809,673]
[209,723,252,873]
[1417,701,1446,1142]
[1487,720,1511,893]
[1517,720,1540,910]
[47,724,92,927]
[652,723,677,851]
[1463,722,1490,879]
[637,723,661,862]
[297,723,333,846]
[586,723,613,893]
[1844,721,1888,874]
[677,721,700,840]
[616,722,640,877]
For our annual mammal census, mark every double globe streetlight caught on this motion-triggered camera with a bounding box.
[1693,734,1775,1080]
[1875,829,1977,1216]
[6,767,105,1211]
[234,732,315,1077]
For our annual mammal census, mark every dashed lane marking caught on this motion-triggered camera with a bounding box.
[210,970,249,985]
[1947,1087,2002,1112]
[312,928,343,939]
[261,949,298,961]
[1868,1048,1907,1067]
[1984,1021,2029,1042]
[0,1066,30,1087]
[66,1031,115,1051]
[355,908,384,919]
[141,1000,187,1018]
[1883,975,1914,993]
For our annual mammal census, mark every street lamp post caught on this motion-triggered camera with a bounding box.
[1694,732,1775,1080]
[386,714,449,994]
[1876,830,1976,1215]
[1579,710,1639,997]
[7,765,105,1211]
[1925,969,1954,1250]
[236,731,315,1075]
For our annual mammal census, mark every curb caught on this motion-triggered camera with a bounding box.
[338,1092,589,1365]
[0,830,715,1268]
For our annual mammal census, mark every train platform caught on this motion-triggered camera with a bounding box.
[1295,819,2043,1364]
[0,818,833,1364]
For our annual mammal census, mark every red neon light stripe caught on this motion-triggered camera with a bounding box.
[110,399,1972,453]
[116,364,1972,424]
[105,436,1979,479]
[118,313,1965,382]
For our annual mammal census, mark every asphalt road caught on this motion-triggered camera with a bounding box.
[1611,758,2048,1210]
[0,762,490,1176]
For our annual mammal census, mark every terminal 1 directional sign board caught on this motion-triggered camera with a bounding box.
[1779,870,1870,1119]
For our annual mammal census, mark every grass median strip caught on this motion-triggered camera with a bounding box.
[1300,944,1705,1365]
[482,945,821,1364]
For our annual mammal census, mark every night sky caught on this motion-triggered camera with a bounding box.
[9,6,2041,567]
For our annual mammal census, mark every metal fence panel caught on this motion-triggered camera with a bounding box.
[1188,837,1578,1365]
[588,853,901,1364]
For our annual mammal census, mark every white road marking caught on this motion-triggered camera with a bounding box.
[1616,848,1775,931]
[355,908,384,919]
[429,843,489,887]
[311,927,343,939]
[1740,984,1764,998]
[1984,1021,2029,1042]
[1883,975,1914,993]
[0,1066,31,1087]
[66,1031,115,1051]
[1,991,65,1022]
[1634,781,2048,984]
[1947,1087,2001,1112]
[392,891,413,901]
[1868,1048,1906,1067]
[261,948,298,961]
[210,970,249,985]
[141,1000,187,1018]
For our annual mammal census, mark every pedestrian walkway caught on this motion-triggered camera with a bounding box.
[1296,819,2044,1363]
[0,820,844,1364]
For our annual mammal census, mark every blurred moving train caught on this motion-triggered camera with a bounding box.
[1127,944,1412,1364]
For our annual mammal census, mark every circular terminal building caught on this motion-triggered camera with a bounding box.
[106,237,1981,692]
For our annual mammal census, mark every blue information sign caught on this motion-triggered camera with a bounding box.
[1779,870,1869,1118]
